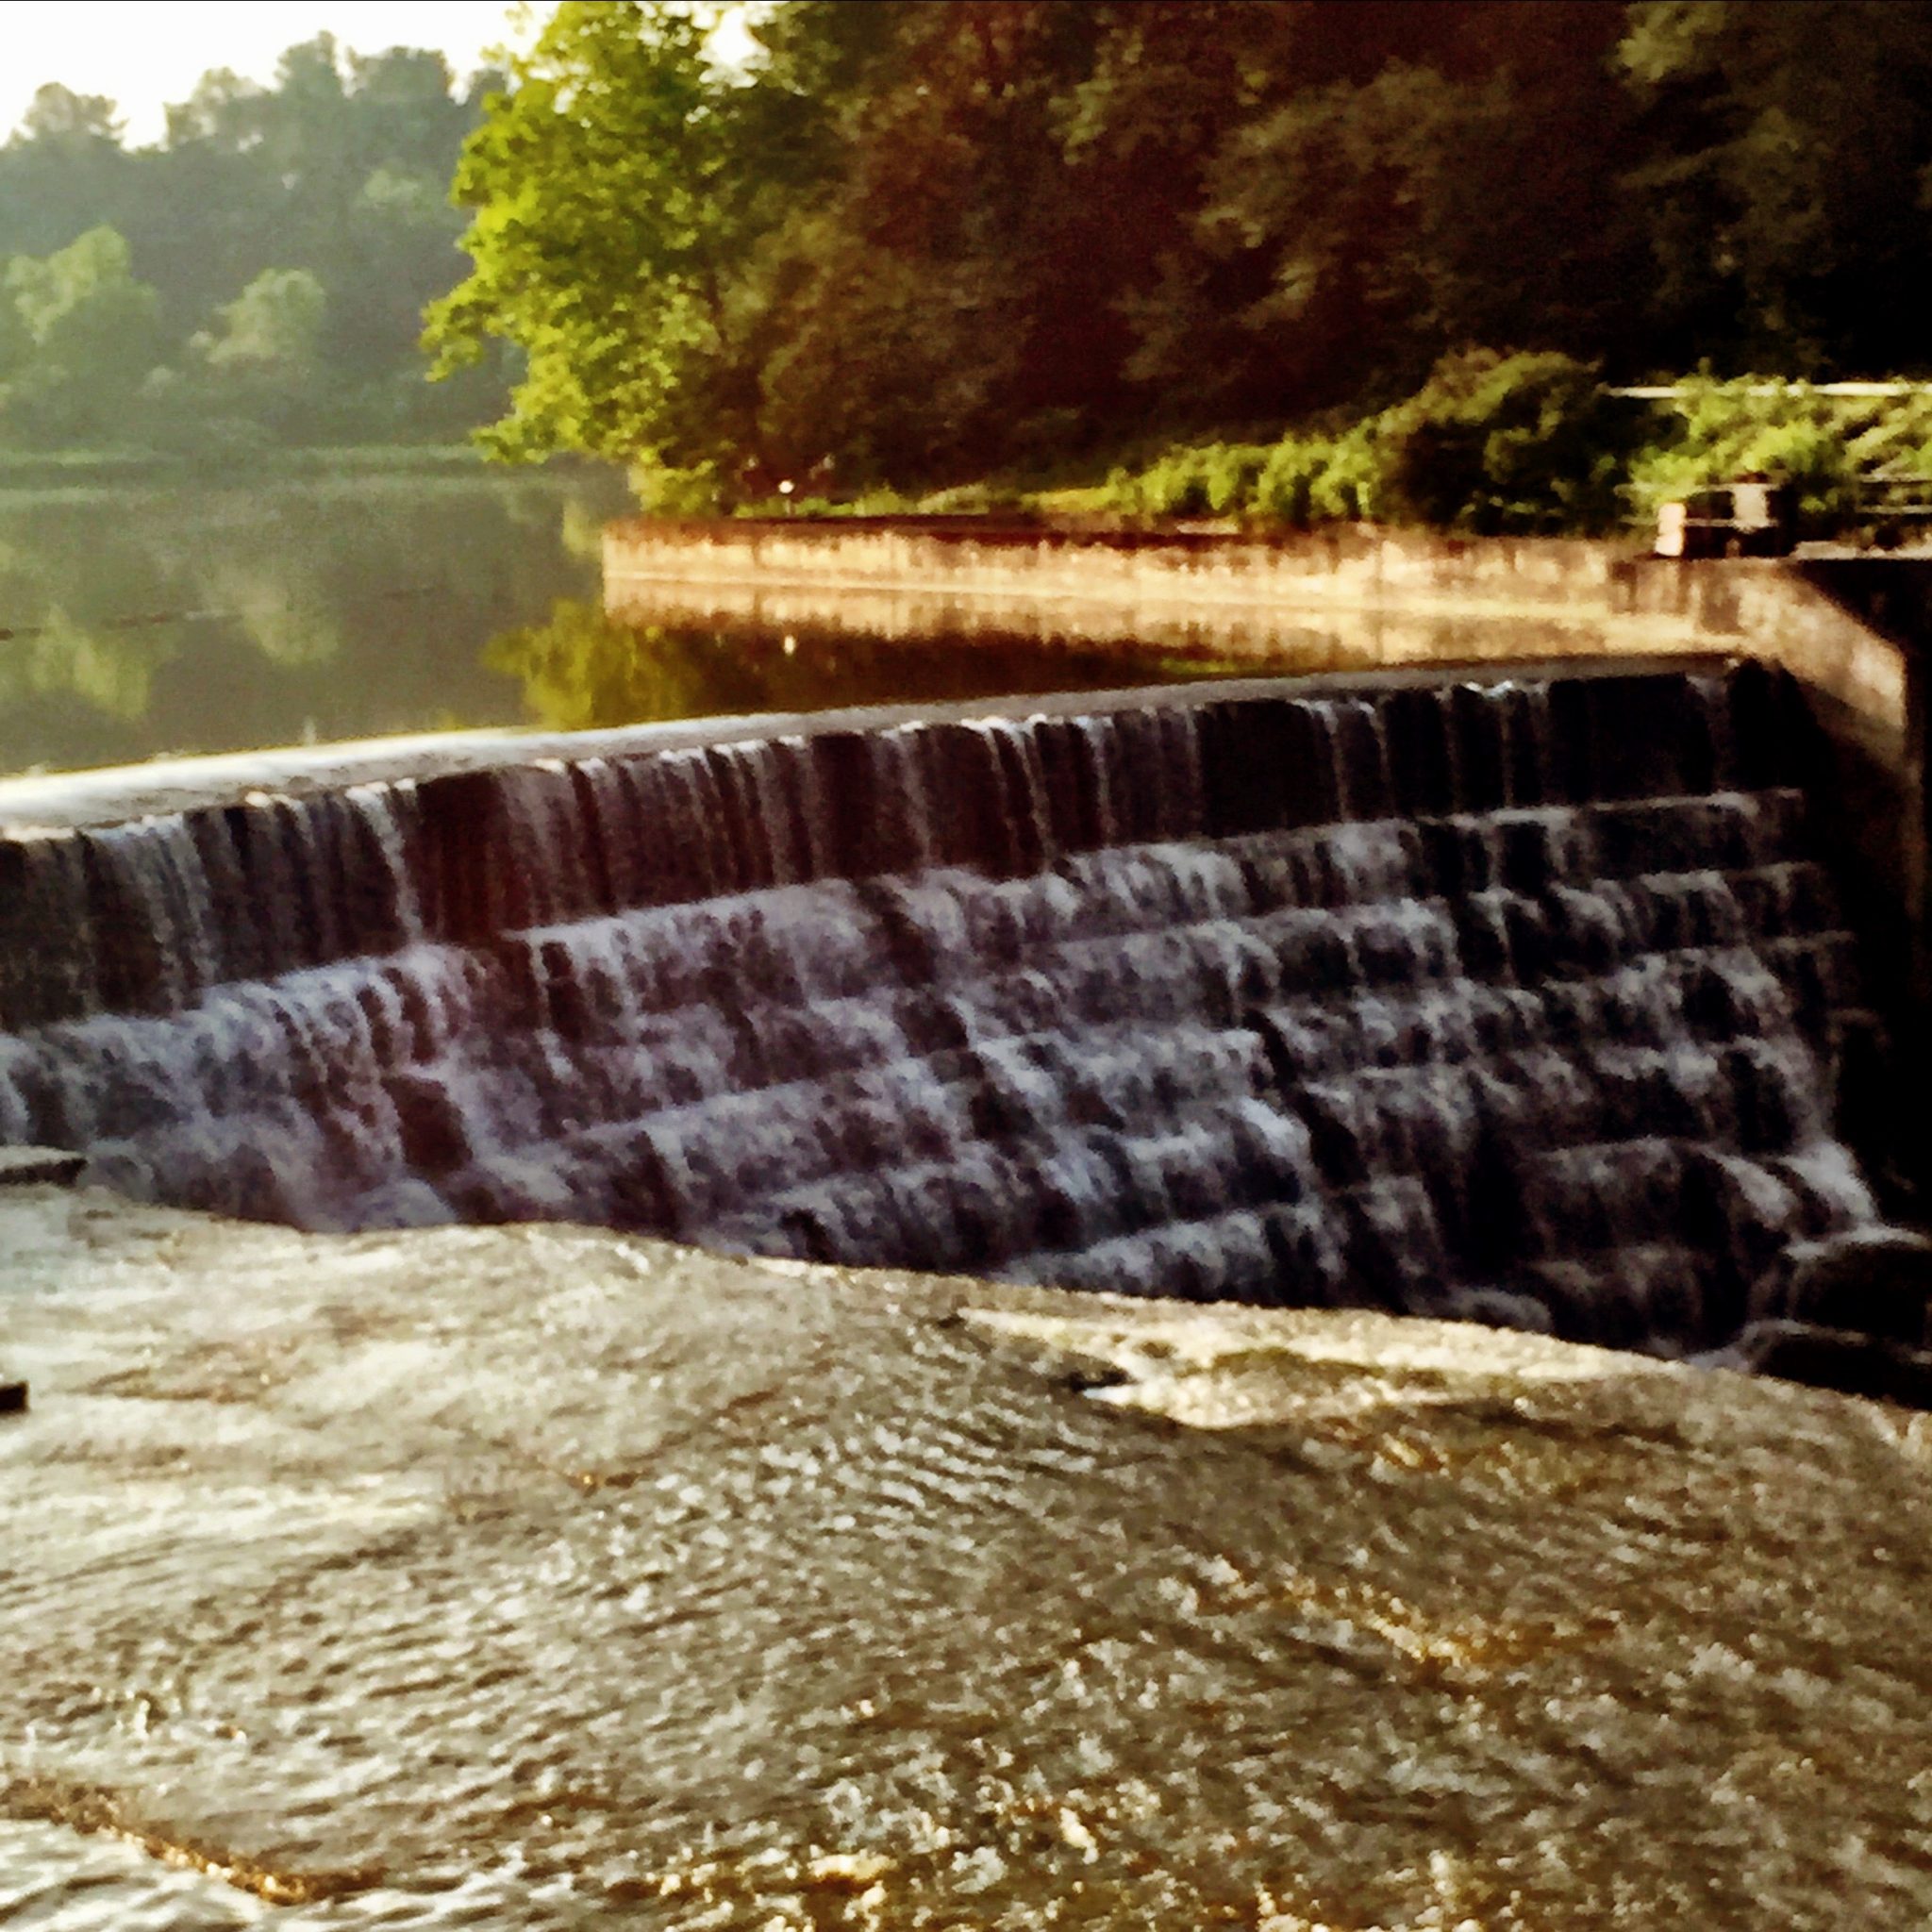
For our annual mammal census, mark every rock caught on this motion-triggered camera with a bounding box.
[1441,1286,1557,1336]
[1730,1317,1932,1407]
[0,1146,85,1189]
[1783,1228,1932,1343]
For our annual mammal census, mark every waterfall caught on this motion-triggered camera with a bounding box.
[0,664,1888,1354]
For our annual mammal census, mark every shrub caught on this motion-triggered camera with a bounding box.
[1375,348,1624,534]
[843,486,920,514]
[1625,376,1932,529]
[1103,441,1272,517]
[1107,430,1385,525]
[1131,447,1216,516]
[1255,437,1334,524]
[1308,424,1386,522]
[1098,360,1932,539]
[1201,442,1272,514]
[628,455,725,516]
[915,481,1024,514]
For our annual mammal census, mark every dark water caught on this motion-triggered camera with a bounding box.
[486,599,1249,736]
[0,481,1246,778]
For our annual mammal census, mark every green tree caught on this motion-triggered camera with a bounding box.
[425,2,785,467]
[0,33,508,454]
[154,266,333,445]
[16,82,124,149]
[424,1,1655,489]
[1619,0,1932,371]
[0,85,132,262]
[19,0,1932,480]
[200,267,327,376]
[1375,349,1629,534]
[0,276,29,391]
[742,1,1122,480]
[1182,4,1641,418]
[0,226,162,443]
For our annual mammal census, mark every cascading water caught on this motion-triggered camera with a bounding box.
[0,665,1891,1356]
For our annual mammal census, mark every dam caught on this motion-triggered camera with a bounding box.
[8,597,1932,1926]
[0,657,1899,1361]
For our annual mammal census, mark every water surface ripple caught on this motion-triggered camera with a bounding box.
[3,1192,1930,1927]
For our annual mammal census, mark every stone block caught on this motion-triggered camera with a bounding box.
[1785,1228,1932,1342]
[1731,1316,1932,1406]
[0,1146,86,1188]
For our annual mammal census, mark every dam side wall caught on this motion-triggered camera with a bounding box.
[604,521,1932,1015]
[601,521,1905,727]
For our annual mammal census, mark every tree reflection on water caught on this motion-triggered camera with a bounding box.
[0,475,620,774]
[3,480,1234,776]
[485,596,1230,734]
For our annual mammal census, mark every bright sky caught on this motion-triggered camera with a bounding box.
[0,2,546,146]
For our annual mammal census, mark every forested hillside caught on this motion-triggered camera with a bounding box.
[13,1,1932,498]
[0,36,512,458]
[423,0,1932,506]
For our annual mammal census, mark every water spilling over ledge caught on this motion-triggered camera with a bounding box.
[0,661,1899,1358]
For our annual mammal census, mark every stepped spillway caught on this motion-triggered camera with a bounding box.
[0,664,1890,1355]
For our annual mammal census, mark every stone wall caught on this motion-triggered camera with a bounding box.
[602,520,1907,734]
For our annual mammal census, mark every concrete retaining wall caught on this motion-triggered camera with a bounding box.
[603,519,1907,732]
[604,517,1932,1025]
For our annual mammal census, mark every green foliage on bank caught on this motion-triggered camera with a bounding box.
[1102,352,1630,534]
[423,0,1932,507]
[20,1,1932,503]
[603,355,1932,538]
[1097,358,1932,537]
[1624,379,1932,526]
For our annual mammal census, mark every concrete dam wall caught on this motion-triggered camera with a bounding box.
[603,524,1932,1012]
[0,660,1900,1361]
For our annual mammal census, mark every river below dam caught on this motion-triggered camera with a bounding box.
[4,1182,1932,1929]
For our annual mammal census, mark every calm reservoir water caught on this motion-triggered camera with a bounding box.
[0,477,1277,778]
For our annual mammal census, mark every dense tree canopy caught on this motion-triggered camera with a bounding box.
[425,4,769,465]
[1,226,160,443]
[423,0,1932,497]
[0,37,510,454]
[12,2,1932,484]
